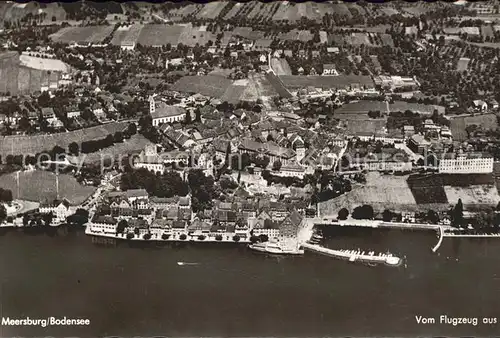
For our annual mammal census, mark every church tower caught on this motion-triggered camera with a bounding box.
[149,95,156,115]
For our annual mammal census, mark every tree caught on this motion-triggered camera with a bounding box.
[198,235,206,240]
[113,131,124,143]
[162,233,170,240]
[272,160,282,171]
[117,219,128,234]
[68,142,79,155]
[233,235,240,242]
[382,209,393,222]
[127,122,137,135]
[215,234,223,241]
[451,198,464,228]
[258,234,269,242]
[338,208,349,220]
[194,108,201,122]
[66,208,89,226]
[143,233,151,240]
[126,232,134,240]
[426,210,439,224]
[0,204,6,224]
[42,212,54,227]
[179,234,187,240]
[352,204,374,220]
[185,110,192,124]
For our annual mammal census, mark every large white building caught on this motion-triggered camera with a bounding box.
[438,153,494,174]
[39,199,72,223]
[134,145,190,174]
[149,96,186,126]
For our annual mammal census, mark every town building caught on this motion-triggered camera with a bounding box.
[39,199,72,223]
[322,64,339,76]
[89,216,117,234]
[408,134,431,155]
[237,138,296,165]
[438,152,494,174]
[149,96,186,126]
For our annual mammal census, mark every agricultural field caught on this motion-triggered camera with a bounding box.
[50,25,115,44]
[110,23,143,46]
[136,24,184,46]
[407,173,496,205]
[445,185,500,206]
[0,51,21,96]
[19,55,70,72]
[242,74,278,101]
[318,172,417,216]
[389,101,445,115]
[68,134,152,165]
[223,2,243,20]
[345,119,386,133]
[271,2,292,21]
[0,170,96,205]
[245,1,262,19]
[171,75,232,98]
[334,100,387,120]
[370,55,382,72]
[450,113,498,141]
[456,57,470,72]
[0,122,129,158]
[265,72,293,98]
[331,3,351,17]
[481,25,495,39]
[271,58,292,76]
[280,75,375,90]
[177,25,216,47]
[167,4,201,18]
[220,83,247,104]
[196,1,228,19]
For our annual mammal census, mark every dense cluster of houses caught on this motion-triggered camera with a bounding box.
[88,188,308,242]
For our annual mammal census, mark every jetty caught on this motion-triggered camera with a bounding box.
[301,242,401,267]
[432,226,444,253]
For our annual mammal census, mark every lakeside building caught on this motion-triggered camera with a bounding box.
[89,215,117,235]
[438,152,494,174]
[39,199,72,223]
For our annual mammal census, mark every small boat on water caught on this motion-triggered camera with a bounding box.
[249,241,304,255]
[177,262,199,266]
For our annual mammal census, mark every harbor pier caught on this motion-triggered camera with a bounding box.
[301,242,401,267]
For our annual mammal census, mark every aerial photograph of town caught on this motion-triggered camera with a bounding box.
[2,0,500,336]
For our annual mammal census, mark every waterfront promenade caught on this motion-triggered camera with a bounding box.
[306,217,455,231]
[443,233,500,238]
[85,226,251,243]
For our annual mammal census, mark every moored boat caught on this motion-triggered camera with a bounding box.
[249,241,304,255]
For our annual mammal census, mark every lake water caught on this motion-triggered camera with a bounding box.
[1,227,500,337]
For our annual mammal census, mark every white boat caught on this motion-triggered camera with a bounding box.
[249,242,304,255]
[177,262,199,266]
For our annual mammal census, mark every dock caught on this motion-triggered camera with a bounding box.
[432,226,444,253]
[301,242,401,266]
